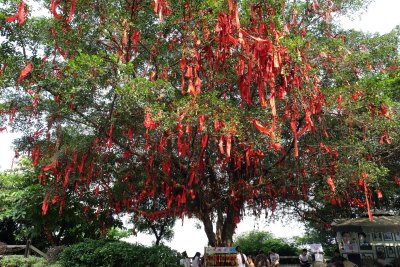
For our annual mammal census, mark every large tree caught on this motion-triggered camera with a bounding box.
[0,0,398,246]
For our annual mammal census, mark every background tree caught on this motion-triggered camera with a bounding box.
[0,0,398,246]
[234,230,298,256]
[282,27,400,231]
[0,159,123,249]
[132,196,176,246]
[285,27,400,256]
[293,226,337,256]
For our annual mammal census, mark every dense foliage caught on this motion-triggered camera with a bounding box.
[0,255,61,267]
[0,241,181,267]
[0,163,122,249]
[234,230,298,257]
[58,239,180,267]
[0,0,399,245]
[132,195,175,245]
[293,226,336,256]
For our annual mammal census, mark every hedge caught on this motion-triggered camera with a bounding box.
[58,239,181,267]
[0,255,61,267]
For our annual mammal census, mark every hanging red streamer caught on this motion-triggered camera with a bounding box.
[395,176,400,186]
[144,108,157,129]
[42,195,49,215]
[5,1,27,25]
[152,0,171,22]
[50,0,62,20]
[66,0,77,23]
[17,62,32,84]
[327,176,335,192]
[362,172,372,221]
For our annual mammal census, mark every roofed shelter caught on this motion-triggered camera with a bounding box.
[333,216,400,233]
[332,213,400,267]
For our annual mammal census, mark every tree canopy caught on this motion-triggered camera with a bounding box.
[0,0,399,245]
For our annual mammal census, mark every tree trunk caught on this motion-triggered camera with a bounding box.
[200,205,238,247]
[201,212,217,246]
[150,223,162,246]
[199,152,241,246]
[155,236,161,246]
[221,205,237,246]
[215,210,224,245]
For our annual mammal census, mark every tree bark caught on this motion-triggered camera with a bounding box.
[199,206,238,247]
[200,212,217,246]
[215,209,224,245]
[221,205,237,246]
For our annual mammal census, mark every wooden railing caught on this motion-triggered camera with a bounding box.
[280,256,301,259]
[3,241,48,260]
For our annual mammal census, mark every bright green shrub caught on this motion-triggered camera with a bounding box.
[143,245,182,267]
[0,255,48,267]
[58,239,181,267]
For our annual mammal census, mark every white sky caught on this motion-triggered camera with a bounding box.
[0,132,19,170]
[1,0,400,257]
[338,0,400,34]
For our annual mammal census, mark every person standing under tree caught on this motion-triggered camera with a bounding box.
[247,255,256,267]
[236,246,248,267]
[180,251,191,267]
[330,249,346,267]
[270,249,280,267]
[299,249,310,267]
[192,252,202,267]
[255,250,269,267]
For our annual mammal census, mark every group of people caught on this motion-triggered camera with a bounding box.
[179,247,280,267]
[180,251,202,267]
[180,247,372,267]
[300,248,345,267]
[236,246,280,267]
